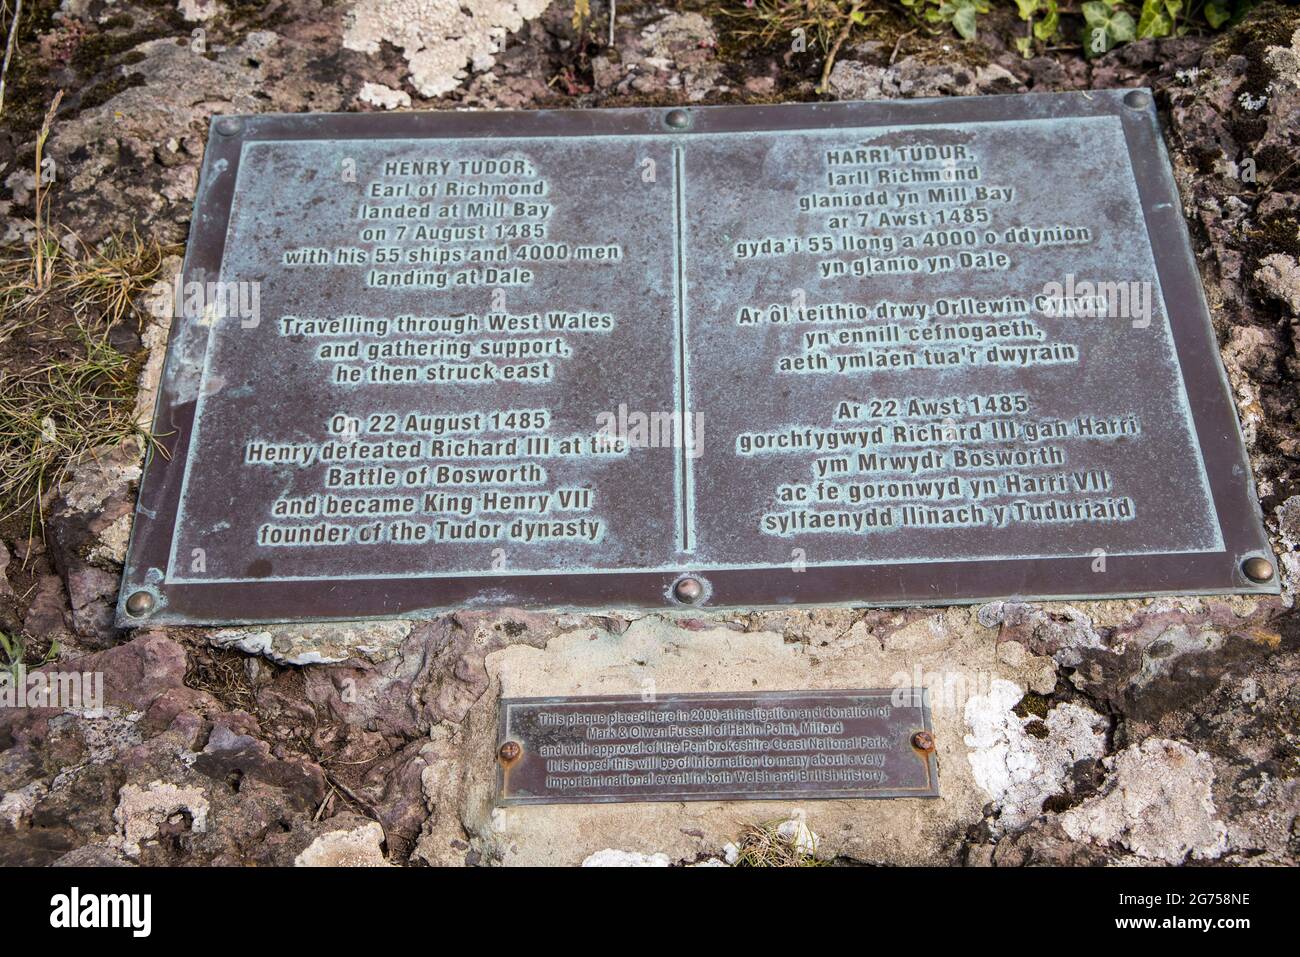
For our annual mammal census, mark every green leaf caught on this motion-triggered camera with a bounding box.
[953,4,978,39]
[1082,1,1109,27]
[1204,0,1231,28]
[1014,0,1040,18]
[1015,35,1034,57]
[1137,0,1173,37]
[1034,0,1059,40]
[1109,11,1136,41]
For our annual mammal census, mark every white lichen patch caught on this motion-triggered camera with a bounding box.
[89,511,134,565]
[358,81,412,110]
[1060,739,1228,864]
[342,0,549,98]
[1132,624,1223,689]
[964,678,1107,832]
[294,821,390,867]
[208,619,413,665]
[1265,26,1300,90]
[0,782,49,828]
[54,442,143,514]
[581,848,672,867]
[114,780,210,853]
[177,0,220,21]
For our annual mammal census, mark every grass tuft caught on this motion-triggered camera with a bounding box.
[0,230,169,541]
[732,818,827,867]
[0,629,58,683]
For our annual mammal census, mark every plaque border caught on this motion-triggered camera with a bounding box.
[495,688,939,806]
[118,90,1278,626]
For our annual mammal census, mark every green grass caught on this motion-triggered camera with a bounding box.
[0,629,59,684]
[0,230,168,542]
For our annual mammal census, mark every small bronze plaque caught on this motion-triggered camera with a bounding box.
[120,91,1277,625]
[496,689,938,805]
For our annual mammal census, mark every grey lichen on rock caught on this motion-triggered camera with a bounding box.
[1059,739,1229,864]
[342,0,550,98]
[208,619,415,666]
[294,819,390,867]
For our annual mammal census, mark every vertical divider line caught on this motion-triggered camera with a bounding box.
[673,144,695,555]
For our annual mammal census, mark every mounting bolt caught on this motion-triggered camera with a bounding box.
[215,116,242,136]
[124,590,156,617]
[1242,556,1275,584]
[498,741,521,763]
[673,576,703,603]
[911,730,935,752]
[1123,90,1151,109]
[664,109,690,130]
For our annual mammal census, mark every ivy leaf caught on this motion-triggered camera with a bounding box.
[1082,1,1109,28]
[1204,0,1232,28]
[1034,0,1060,41]
[953,4,979,39]
[1109,11,1136,42]
[1015,0,1040,19]
[1136,0,1174,38]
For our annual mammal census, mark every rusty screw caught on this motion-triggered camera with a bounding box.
[911,730,935,752]
[498,741,521,762]
[674,576,703,603]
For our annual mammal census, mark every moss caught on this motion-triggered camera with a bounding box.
[1249,215,1300,261]
[70,27,168,73]
[1013,691,1051,719]
[77,72,148,113]
[1212,0,1299,95]
[0,0,63,140]
[1041,793,1074,814]
[1024,718,1049,739]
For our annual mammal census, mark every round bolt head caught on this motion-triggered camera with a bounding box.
[665,109,690,129]
[1242,556,1275,584]
[1123,90,1151,109]
[498,741,521,762]
[674,576,703,603]
[124,590,156,617]
[215,117,242,135]
[911,730,935,752]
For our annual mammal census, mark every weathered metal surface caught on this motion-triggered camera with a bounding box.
[119,91,1277,626]
[496,689,938,805]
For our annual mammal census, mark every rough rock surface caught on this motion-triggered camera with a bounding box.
[1,2,1298,866]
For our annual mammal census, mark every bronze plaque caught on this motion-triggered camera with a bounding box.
[496,689,938,805]
[119,91,1276,625]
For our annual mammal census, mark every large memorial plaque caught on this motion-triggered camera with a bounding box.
[496,690,938,805]
[119,91,1277,625]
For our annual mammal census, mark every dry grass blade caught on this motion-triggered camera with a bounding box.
[0,232,170,542]
[0,0,21,121]
[732,819,826,867]
[32,89,65,289]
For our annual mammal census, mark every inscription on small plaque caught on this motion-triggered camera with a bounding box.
[120,92,1276,624]
[496,690,938,805]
